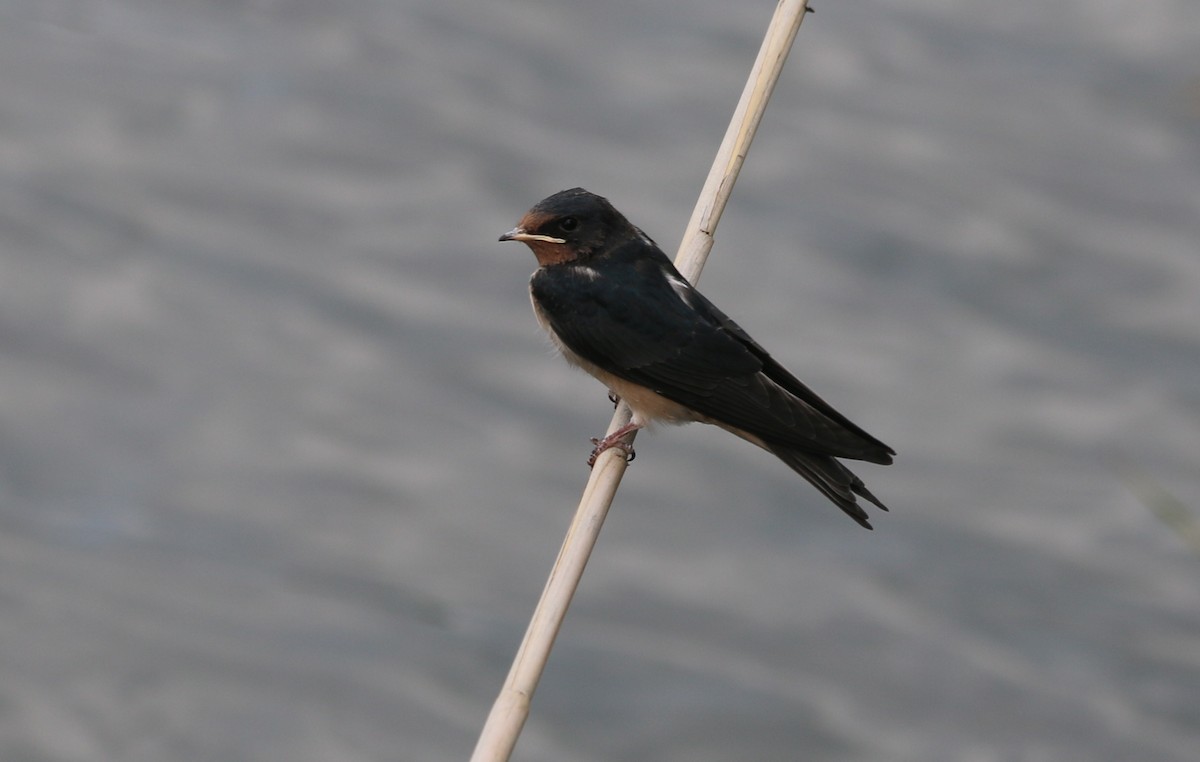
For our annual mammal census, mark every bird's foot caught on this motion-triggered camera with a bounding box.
[587,422,641,467]
[588,437,635,466]
[607,391,621,408]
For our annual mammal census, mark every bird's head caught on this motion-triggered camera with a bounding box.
[499,188,638,266]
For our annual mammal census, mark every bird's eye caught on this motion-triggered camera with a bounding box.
[558,216,579,233]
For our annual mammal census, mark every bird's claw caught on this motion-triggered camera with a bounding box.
[588,436,636,467]
[607,391,621,408]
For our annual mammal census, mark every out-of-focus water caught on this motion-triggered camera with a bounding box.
[1,1,1197,760]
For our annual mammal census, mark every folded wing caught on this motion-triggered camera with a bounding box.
[531,253,894,465]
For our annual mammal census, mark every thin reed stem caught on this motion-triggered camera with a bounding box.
[470,3,811,759]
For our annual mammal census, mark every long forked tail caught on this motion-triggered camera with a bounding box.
[765,445,890,529]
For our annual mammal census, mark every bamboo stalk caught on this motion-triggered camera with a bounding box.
[471,3,810,760]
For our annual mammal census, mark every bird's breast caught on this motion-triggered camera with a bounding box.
[529,284,700,426]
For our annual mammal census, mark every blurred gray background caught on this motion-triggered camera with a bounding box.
[1,1,1198,760]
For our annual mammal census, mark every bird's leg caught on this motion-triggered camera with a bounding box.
[588,421,642,467]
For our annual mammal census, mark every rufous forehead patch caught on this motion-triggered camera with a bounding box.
[518,209,557,233]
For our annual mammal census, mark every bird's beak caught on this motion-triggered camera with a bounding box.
[498,227,566,244]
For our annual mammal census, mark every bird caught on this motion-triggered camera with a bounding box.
[499,187,895,529]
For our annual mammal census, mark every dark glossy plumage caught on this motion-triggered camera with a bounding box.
[503,188,894,528]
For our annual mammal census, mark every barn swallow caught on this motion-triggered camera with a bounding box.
[500,188,895,528]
